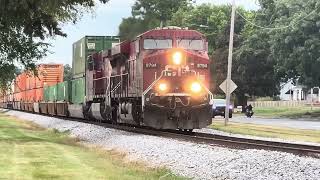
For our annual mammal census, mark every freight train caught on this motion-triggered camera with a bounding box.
[0,27,213,131]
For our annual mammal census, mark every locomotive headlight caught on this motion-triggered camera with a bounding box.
[172,51,183,65]
[158,83,168,92]
[190,82,202,93]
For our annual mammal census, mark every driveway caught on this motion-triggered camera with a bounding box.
[216,115,320,130]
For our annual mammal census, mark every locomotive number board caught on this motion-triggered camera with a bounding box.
[145,63,158,68]
[196,64,208,69]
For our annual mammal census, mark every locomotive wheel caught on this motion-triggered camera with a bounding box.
[111,105,118,124]
[132,102,141,124]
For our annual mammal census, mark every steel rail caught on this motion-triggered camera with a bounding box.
[65,117,320,157]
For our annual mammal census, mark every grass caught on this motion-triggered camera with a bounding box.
[210,121,320,143]
[0,113,185,180]
[254,106,320,118]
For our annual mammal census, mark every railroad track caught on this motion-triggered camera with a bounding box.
[74,118,320,157]
[3,109,320,157]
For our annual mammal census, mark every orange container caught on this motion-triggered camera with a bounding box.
[38,64,64,87]
[13,64,63,103]
[27,75,36,90]
[26,89,36,102]
[14,92,21,101]
[16,73,27,92]
[35,87,44,102]
[26,75,30,90]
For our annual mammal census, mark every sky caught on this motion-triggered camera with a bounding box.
[44,0,259,65]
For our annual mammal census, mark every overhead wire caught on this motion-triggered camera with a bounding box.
[235,8,317,30]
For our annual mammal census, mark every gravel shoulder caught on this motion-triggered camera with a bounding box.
[4,110,320,180]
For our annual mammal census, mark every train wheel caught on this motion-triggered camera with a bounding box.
[111,105,118,124]
[132,102,141,124]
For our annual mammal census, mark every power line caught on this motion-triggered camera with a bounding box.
[236,9,317,30]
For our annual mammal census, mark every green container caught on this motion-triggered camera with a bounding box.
[71,77,85,104]
[72,36,120,78]
[57,81,71,102]
[44,86,50,102]
[44,85,57,102]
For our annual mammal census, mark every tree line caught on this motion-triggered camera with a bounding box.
[119,0,320,105]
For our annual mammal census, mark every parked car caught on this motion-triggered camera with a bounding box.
[212,99,233,118]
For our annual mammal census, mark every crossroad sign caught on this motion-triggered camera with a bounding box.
[219,79,237,94]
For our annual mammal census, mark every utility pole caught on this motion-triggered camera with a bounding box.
[311,88,313,111]
[225,0,236,126]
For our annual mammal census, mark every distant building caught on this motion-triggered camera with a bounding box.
[279,80,320,102]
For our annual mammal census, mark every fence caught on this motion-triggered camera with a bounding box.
[247,101,307,108]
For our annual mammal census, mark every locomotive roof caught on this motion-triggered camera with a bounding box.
[136,27,205,39]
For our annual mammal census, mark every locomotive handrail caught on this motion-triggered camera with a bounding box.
[94,73,129,81]
[111,82,121,93]
[93,76,108,81]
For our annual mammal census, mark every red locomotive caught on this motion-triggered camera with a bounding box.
[0,27,213,131]
[88,27,213,130]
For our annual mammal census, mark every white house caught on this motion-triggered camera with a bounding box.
[279,80,320,102]
[279,80,305,101]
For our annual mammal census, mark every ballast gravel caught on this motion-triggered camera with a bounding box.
[4,110,320,180]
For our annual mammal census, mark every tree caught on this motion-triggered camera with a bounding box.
[132,0,192,27]
[63,64,72,81]
[169,3,281,105]
[170,4,250,94]
[118,16,160,40]
[0,0,109,89]
[265,0,320,88]
[118,0,192,40]
[234,0,320,104]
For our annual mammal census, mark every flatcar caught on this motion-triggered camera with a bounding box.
[1,27,213,131]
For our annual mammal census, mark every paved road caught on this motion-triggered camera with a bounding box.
[215,115,320,130]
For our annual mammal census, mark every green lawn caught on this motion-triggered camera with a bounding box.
[254,106,320,118]
[0,114,184,180]
[211,121,320,143]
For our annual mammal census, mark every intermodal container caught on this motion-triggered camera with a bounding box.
[56,81,71,102]
[26,89,36,102]
[35,87,44,102]
[38,64,64,87]
[71,77,85,104]
[26,74,36,90]
[14,92,22,101]
[15,73,27,93]
[44,85,57,102]
[44,86,50,102]
[29,75,36,90]
[13,64,63,103]
[72,36,120,78]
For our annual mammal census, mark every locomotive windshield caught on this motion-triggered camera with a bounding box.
[177,39,204,50]
[144,39,172,49]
